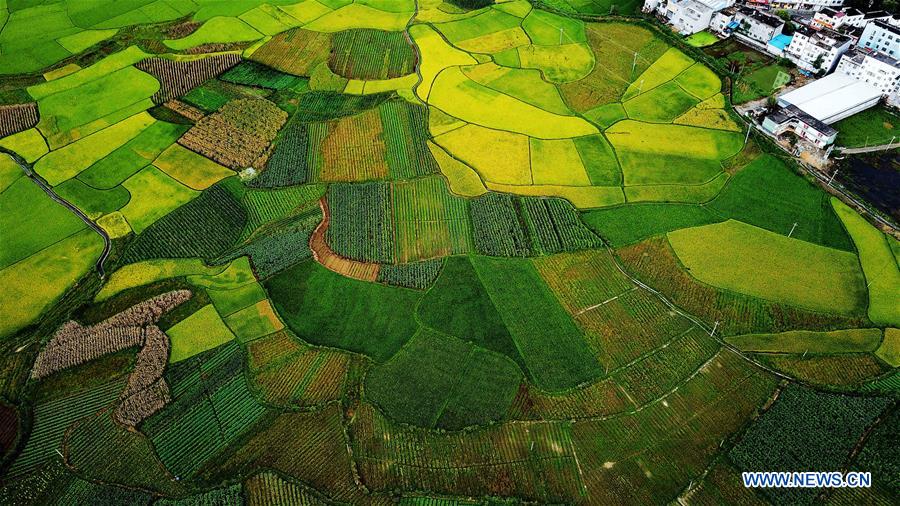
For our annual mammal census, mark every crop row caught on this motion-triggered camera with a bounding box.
[136,54,241,103]
[250,116,312,187]
[380,99,439,179]
[0,102,38,138]
[377,259,444,289]
[179,98,287,169]
[123,183,247,263]
[325,183,394,263]
[330,29,416,80]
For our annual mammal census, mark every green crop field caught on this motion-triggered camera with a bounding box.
[0,2,894,505]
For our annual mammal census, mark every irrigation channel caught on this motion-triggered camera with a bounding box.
[1,147,111,278]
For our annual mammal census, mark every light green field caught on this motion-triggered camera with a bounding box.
[585,103,627,128]
[427,142,488,197]
[0,129,49,162]
[674,63,721,100]
[411,24,478,100]
[434,124,531,185]
[622,48,694,101]
[876,328,900,367]
[164,17,263,50]
[618,151,723,186]
[152,144,234,191]
[0,229,102,338]
[607,120,743,160]
[668,220,867,314]
[168,305,236,363]
[96,211,132,239]
[97,259,224,301]
[208,282,268,316]
[623,81,699,123]
[428,66,597,139]
[831,198,900,326]
[530,138,591,186]
[28,46,150,100]
[35,67,158,148]
[53,178,131,219]
[463,63,572,115]
[303,3,413,32]
[435,7,523,43]
[96,257,255,301]
[34,112,156,186]
[685,31,719,48]
[726,329,883,354]
[516,42,595,83]
[120,166,198,234]
[57,29,118,53]
[0,177,85,270]
[521,9,586,45]
[224,299,284,342]
[624,173,729,204]
[0,157,22,193]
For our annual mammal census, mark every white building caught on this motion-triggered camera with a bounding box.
[644,0,735,35]
[764,72,883,147]
[732,7,785,47]
[811,8,863,30]
[778,72,883,123]
[836,48,900,105]
[784,26,852,73]
[766,0,845,13]
[858,19,900,59]
[762,105,838,147]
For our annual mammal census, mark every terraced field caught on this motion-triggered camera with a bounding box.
[0,1,896,505]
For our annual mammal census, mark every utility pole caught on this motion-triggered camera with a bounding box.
[560,27,564,45]
[744,121,752,145]
[827,169,838,185]
[788,222,798,237]
[632,51,638,78]
[710,321,720,337]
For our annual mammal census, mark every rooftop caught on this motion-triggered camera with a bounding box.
[842,47,900,68]
[778,73,883,124]
[738,7,784,28]
[769,34,793,50]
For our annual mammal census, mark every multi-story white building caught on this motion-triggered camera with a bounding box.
[731,7,785,47]
[643,0,735,35]
[764,0,845,13]
[836,48,900,104]
[811,7,863,30]
[784,26,852,73]
[857,19,900,59]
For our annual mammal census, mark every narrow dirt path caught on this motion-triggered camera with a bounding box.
[308,197,381,282]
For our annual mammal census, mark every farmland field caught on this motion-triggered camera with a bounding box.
[0,2,895,505]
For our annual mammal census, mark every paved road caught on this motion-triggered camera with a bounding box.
[838,142,900,154]
[1,148,111,278]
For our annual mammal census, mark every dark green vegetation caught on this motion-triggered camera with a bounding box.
[833,106,899,148]
[2,3,896,505]
[266,261,420,362]
[584,154,854,250]
[729,385,893,505]
[471,256,602,391]
[122,181,247,263]
[377,258,443,289]
[220,61,305,90]
[365,328,521,430]
[325,182,394,263]
[418,257,522,368]
[583,203,721,247]
[471,193,602,256]
[251,115,312,187]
